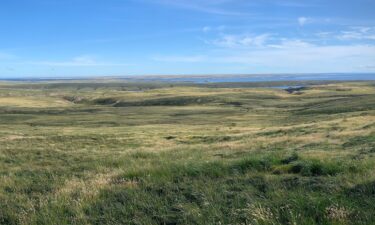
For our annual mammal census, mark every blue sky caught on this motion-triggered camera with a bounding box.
[1,0,375,77]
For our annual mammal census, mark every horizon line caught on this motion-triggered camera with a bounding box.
[1,72,375,80]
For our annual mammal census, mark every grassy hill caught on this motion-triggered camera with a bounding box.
[0,81,374,225]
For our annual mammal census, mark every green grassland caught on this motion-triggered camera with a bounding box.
[0,80,374,225]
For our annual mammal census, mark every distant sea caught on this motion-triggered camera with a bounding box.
[1,73,374,83]
[133,73,375,83]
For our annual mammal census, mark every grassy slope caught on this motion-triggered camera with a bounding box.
[0,81,374,225]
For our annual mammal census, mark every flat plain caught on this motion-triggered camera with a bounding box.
[0,80,374,225]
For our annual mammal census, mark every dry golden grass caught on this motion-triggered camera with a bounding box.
[0,81,374,225]
[0,97,72,107]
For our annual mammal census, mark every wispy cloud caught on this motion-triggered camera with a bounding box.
[268,39,313,49]
[210,33,272,48]
[337,27,375,40]
[24,55,130,67]
[153,44,375,72]
[152,31,375,72]
[141,0,250,16]
[202,25,227,33]
[298,17,310,26]
[315,32,334,39]
[358,64,375,70]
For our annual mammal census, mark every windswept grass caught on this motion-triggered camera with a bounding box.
[0,81,374,224]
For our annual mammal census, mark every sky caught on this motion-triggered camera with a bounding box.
[1,0,375,78]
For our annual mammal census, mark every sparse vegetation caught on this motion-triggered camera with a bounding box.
[0,80,374,225]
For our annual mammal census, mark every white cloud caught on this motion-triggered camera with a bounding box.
[211,34,271,48]
[24,55,129,67]
[337,27,375,40]
[202,25,226,33]
[268,39,313,49]
[152,40,375,72]
[298,17,309,26]
[315,32,333,39]
[202,26,211,32]
[154,32,375,72]
[358,65,375,70]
